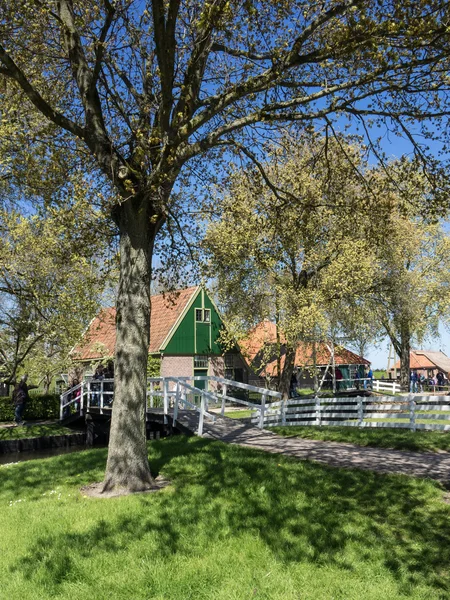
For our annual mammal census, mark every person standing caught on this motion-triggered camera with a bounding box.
[410,370,418,393]
[437,371,445,391]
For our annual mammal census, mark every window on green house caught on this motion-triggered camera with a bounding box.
[195,308,211,323]
[194,355,208,368]
[224,354,234,367]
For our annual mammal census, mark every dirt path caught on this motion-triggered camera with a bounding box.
[175,411,450,484]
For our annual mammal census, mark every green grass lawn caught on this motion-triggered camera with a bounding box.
[271,425,450,453]
[0,423,77,440]
[1,436,450,599]
[224,409,255,419]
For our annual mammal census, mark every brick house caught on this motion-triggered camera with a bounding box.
[71,286,249,387]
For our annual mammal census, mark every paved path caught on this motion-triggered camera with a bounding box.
[173,411,450,484]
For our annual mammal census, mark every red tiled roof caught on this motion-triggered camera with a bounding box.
[240,320,369,376]
[392,350,447,371]
[72,286,199,361]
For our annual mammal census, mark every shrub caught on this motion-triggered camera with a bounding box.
[0,394,60,421]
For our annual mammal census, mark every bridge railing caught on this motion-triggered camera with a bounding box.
[60,375,282,432]
[152,376,282,430]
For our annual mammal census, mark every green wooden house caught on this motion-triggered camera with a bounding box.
[72,285,248,386]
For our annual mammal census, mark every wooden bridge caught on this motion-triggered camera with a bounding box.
[60,376,282,437]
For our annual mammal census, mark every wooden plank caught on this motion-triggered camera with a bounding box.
[415,404,450,411]
[415,413,450,421]
[414,423,450,431]
[208,376,281,398]
[364,404,407,411]
[363,412,409,419]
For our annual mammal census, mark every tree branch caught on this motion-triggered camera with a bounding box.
[0,45,85,138]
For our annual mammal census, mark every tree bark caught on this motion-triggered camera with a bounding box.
[102,197,159,492]
[278,345,297,400]
[398,323,411,392]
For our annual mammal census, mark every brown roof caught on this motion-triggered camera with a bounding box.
[240,320,369,376]
[72,286,199,361]
[392,350,450,373]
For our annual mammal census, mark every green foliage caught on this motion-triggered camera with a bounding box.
[1,437,450,598]
[0,394,60,422]
[201,133,384,391]
[147,355,161,378]
[0,200,113,385]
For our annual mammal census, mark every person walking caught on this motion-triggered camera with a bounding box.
[410,370,418,393]
[437,371,445,391]
[12,374,34,425]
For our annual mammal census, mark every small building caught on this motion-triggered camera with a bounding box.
[240,320,370,389]
[389,350,450,380]
[71,286,249,386]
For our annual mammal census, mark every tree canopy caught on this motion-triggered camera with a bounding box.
[0,197,111,388]
[201,133,389,397]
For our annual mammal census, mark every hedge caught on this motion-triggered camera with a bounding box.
[0,394,60,422]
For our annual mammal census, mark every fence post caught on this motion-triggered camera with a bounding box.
[173,381,180,426]
[357,396,364,426]
[149,381,154,408]
[80,382,84,415]
[315,396,321,426]
[163,379,169,422]
[100,380,104,414]
[259,391,267,429]
[198,391,205,436]
[221,384,227,416]
[282,399,287,426]
[409,394,416,432]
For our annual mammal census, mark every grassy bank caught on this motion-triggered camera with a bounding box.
[1,436,450,599]
[0,423,76,440]
[271,425,450,453]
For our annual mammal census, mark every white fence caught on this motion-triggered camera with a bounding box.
[372,379,401,394]
[253,394,450,432]
[61,377,450,434]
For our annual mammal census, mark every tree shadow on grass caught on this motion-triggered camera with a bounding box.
[8,435,450,596]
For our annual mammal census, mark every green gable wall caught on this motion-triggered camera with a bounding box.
[163,288,223,355]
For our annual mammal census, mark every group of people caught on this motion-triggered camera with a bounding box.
[410,370,447,393]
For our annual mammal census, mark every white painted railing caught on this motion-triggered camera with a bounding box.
[147,376,282,433]
[372,379,401,394]
[255,394,450,432]
[60,375,281,434]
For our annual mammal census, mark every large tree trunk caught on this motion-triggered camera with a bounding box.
[389,322,410,392]
[398,323,411,392]
[102,198,160,493]
[278,345,297,400]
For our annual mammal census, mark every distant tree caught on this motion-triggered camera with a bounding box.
[201,134,387,398]
[0,198,110,387]
[2,0,450,490]
[373,215,450,390]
